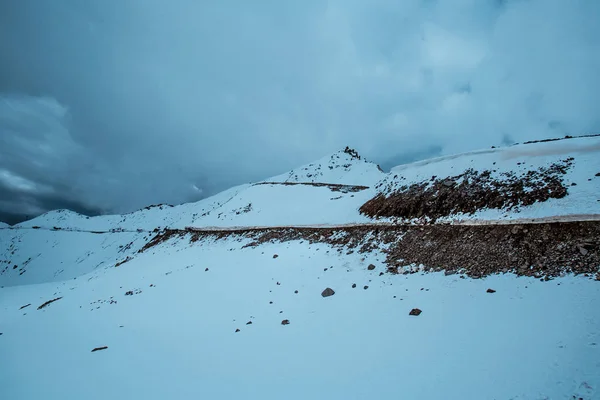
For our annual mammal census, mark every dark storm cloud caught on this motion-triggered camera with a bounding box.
[1,0,599,223]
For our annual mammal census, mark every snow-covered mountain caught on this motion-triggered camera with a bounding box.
[1,139,599,400]
[12,147,385,231]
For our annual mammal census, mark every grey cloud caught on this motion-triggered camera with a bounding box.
[0,0,599,223]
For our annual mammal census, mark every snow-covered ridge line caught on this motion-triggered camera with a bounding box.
[5,136,600,230]
[390,134,600,173]
[253,181,370,191]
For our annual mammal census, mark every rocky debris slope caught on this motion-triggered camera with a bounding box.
[360,158,573,221]
[141,221,600,280]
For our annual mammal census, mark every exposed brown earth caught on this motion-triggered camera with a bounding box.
[139,221,600,279]
[360,159,573,221]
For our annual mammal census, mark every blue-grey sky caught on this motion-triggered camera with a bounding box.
[1,0,599,223]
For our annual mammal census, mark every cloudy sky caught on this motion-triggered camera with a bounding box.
[1,0,599,224]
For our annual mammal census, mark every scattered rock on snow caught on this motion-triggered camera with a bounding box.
[352,283,357,288]
[294,290,298,294]
[91,346,108,352]
[19,303,31,310]
[409,308,422,316]
[273,254,279,259]
[367,264,376,270]
[205,268,209,271]
[37,297,63,310]
[363,285,369,290]
[321,288,335,297]
[487,288,496,293]
[235,329,241,333]
[246,321,252,325]
[281,319,290,325]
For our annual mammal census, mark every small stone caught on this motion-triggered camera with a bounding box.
[409,308,422,316]
[205,268,209,271]
[235,329,241,332]
[321,288,335,297]
[246,321,252,325]
[281,319,290,325]
[486,288,496,293]
[351,283,356,288]
[269,301,273,304]
[367,264,376,271]
[91,346,108,352]
[363,285,369,290]
[379,272,384,276]
[276,282,281,285]
[273,254,279,259]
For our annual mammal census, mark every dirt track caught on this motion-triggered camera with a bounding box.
[2,213,600,234]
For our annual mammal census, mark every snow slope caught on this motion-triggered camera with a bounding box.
[377,136,600,221]
[13,183,252,232]
[1,233,598,400]
[14,149,384,231]
[0,228,148,286]
[0,222,9,229]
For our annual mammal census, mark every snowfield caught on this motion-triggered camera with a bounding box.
[1,139,599,400]
[1,235,598,400]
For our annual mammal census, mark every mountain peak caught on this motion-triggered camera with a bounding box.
[264,147,385,186]
[340,146,361,160]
